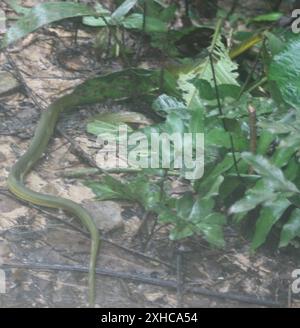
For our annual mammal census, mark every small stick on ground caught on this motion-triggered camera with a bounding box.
[176,245,185,307]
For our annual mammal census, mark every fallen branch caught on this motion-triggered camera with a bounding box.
[1,261,281,307]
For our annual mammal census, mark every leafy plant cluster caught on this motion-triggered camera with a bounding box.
[2,0,300,250]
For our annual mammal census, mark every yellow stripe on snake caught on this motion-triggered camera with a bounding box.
[7,68,161,306]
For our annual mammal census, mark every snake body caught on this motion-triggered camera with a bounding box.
[7,95,100,306]
[7,69,160,306]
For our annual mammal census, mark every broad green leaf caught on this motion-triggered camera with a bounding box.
[170,224,194,240]
[1,2,97,48]
[258,120,293,134]
[192,79,241,100]
[284,157,299,182]
[196,154,234,195]
[189,197,214,222]
[111,0,137,23]
[206,128,247,151]
[280,208,300,247]
[189,106,204,133]
[269,38,300,109]
[169,196,225,246]
[251,197,290,250]
[82,3,111,27]
[242,153,299,193]
[176,194,194,219]
[196,217,226,247]
[265,31,285,55]
[122,13,167,32]
[272,145,298,168]
[82,16,107,27]
[200,212,226,225]
[128,176,161,210]
[229,181,276,214]
[206,175,224,198]
[257,131,275,155]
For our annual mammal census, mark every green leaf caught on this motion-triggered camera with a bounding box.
[241,152,299,193]
[252,12,283,22]
[111,0,137,23]
[272,145,299,168]
[158,208,176,224]
[280,208,300,247]
[189,107,204,133]
[229,181,276,214]
[86,176,130,201]
[284,157,299,182]
[251,197,290,250]
[196,216,226,247]
[265,31,285,56]
[170,224,194,240]
[206,175,224,198]
[196,155,234,195]
[82,16,107,27]
[206,126,248,154]
[176,194,194,219]
[269,38,300,109]
[189,197,215,222]
[1,2,96,48]
[122,13,167,32]
[169,196,226,246]
[192,79,241,100]
[128,176,161,210]
[257,130,275,155]
[206,127,231,148]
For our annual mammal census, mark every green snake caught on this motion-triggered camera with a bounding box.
[7,68,161,306]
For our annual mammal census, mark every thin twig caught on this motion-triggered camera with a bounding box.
[208,53,241,178]
[238,37,266,100]
[143,217,158,251]
[176,246,184,307]
[248,105,257,155]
